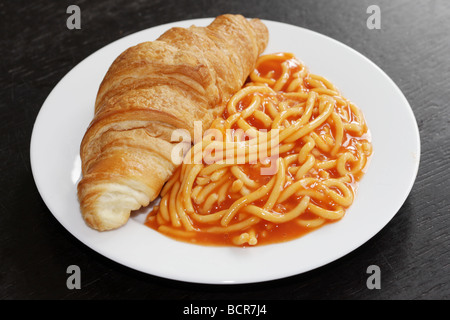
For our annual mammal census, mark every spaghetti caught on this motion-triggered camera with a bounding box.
[145,52,372,246]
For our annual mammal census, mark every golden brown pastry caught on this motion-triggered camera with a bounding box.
[77,14,269,231]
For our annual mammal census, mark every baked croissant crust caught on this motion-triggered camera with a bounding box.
[77,14,269,231]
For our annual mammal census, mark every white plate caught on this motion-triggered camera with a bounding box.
[30,18,420,284]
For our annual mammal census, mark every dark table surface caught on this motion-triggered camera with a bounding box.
[1,0,449,300]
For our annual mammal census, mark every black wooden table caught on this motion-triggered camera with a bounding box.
[1,0,449,300]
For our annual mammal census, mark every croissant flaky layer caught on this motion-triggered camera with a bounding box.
[77,14,269,231]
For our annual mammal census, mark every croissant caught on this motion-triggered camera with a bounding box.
[77,14,269,231]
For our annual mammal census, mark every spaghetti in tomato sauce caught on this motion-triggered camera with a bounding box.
[145,52,372,246]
